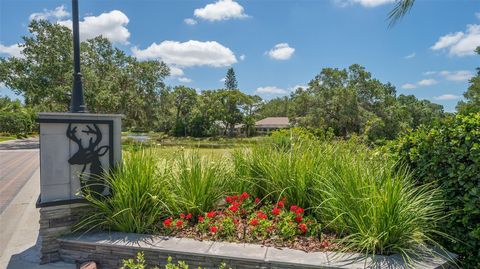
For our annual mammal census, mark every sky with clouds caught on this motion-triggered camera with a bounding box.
[0,0,479,112]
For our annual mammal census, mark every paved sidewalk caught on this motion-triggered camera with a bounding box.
[0,161,75,269]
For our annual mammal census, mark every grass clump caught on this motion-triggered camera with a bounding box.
[232,134,449,261]
[79,149,171,233]
[168,150,232,216]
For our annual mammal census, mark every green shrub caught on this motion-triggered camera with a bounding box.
[391,113,480,268]
[0,111,36,136]
[120,252,230,269]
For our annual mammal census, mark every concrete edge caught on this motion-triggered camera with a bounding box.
[58,232,456,269]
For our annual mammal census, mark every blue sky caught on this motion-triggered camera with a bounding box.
[1,0,479,112]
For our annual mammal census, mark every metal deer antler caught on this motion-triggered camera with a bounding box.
[66,123,110,194]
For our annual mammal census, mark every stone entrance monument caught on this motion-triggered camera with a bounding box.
[36,0,122,264]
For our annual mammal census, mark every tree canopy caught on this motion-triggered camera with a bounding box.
[0,20,449,142]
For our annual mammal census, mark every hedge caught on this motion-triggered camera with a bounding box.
[391,113,480,268]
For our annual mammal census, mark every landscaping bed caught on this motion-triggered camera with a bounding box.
[77,131,459,267]
[160,193,339,253]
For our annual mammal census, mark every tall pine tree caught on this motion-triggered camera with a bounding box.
[224,67,238,90]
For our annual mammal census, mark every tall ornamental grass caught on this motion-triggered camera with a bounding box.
[80,149,233,233]
[79,149,171,233]
[233,136,448,260]
[168,151,232,216]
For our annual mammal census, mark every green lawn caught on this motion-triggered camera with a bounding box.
[122,135,261,159]
[0,135,17,142]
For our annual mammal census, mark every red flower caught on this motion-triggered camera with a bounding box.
[298,223,307,234]
[277,201,284,208]
[290,205,298,212]
[226,196,233,203]
[257,211,267,219]
[232,195,239,201]
[249,218,259,226]
[254,197,261,204]
[231,201,241,207]
[198,216,204,222]
[321,240,329,248]
[233,218,239,224]
[186,213,192,220]
[240,192,249,201]
[163,217,173,227]
[210,226,218,233]
[228,205,238,212]
[272,207,281,216]
[295,207,304,215]
[180,213,185,219]
[176,220,184,228]
[207,211,216,218]
[295,216,303,223]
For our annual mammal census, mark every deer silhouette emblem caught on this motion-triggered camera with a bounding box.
[66,123,110,195]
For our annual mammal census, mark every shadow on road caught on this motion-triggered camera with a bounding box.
[0,138,39,150]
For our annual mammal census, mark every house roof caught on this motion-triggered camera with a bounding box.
[255,117,290,128]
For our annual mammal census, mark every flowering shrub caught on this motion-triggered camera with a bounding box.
[160,193,323,245]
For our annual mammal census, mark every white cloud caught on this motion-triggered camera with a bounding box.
[423,71,436,76]
[29,5,69,21]
[439,70,473,81]
[404,53,415,59]
[335,0,395,8]
[194,0,248,21]
[220,77,226,82]
[255,86,288,95]
[418,79,438,86]
[267,43,295,60]
[433,94,461,101]
[178,77,192,83]
[184,18,197,25]
[58,10,130,44]
[401,83,417,90]
[0,43,23,58]
[476,12,480,19]
[239,54,246,61]
[169,66,184,77]
[431,24,480,56]
[132,40,237,67]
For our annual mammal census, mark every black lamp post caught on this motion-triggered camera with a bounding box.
[70,0,86,113]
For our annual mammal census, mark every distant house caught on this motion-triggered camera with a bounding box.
[215,117,290,136]
[255,117,290,134]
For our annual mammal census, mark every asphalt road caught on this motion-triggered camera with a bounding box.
[0,138,39,214]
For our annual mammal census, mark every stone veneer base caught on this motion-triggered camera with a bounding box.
[58,232,456,269]
[39,203,91,264]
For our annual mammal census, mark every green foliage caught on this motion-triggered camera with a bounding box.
[391,113,480,268]
[0,96,36,136]
[121,252,147,269]
[457,47,480,115]
[224,67,237,90]
[120,252,230,269]
[78,149,172,233]
[260,64,443,143]
[168,151,232,216]
[233,137,448,261]
[0,20,169,131]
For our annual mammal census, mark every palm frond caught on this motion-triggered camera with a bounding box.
[388,0,415,27]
